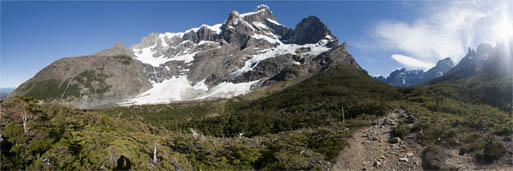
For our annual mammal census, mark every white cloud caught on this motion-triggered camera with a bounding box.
[372,0,510,68]
[391,54,434,70]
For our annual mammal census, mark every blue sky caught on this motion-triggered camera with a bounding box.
[1,0,511,88]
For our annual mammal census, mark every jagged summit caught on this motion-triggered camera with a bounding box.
[436,57,453,65]
[424,57,453,79]
[113,40,127,49]
[240,4,277,23]
[256,4,270,11]
[434,41,513,83]
[95,40,134,57]
[286,16,338,47]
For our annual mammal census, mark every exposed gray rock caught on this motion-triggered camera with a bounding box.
[183,25,219,43]
[389,137,401,144]
[404,115,417,124]
[407,152,414,157]
[242,5,277,23]
[95,41,135,57]
[424,57,453,80]
[374,161,381,167]
[284,16,339,47]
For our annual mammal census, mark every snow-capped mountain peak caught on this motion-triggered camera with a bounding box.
[9,5,361,108]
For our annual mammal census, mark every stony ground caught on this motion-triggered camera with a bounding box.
[332,109,423,171]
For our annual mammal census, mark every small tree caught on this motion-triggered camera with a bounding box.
[14,96,39,133]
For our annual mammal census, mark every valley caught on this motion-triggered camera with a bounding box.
[1,2,513,170]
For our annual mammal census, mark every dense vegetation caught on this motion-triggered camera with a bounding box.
[1,98,368,170]
[73,70,112,96]
[16,68,114,101]
[423,73,512,112]
[23,79,81,100]
[2,65,511,170]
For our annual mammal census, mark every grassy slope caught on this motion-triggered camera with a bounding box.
[2,65,511,170]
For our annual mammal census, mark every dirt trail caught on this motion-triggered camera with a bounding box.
[332,109,422,171]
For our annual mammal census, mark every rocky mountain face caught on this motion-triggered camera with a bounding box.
[8,5,361,108]
[424,57,454,79]
[428,40,513,112]
[381,69,425,87]
[433,41,513,83]
[376,58,454,86]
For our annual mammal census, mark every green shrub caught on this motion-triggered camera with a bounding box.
[24,79,80,100]
[393,124,410,138]
[476,136,506,163]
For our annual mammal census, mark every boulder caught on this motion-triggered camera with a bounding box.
[389,137,401,144]
[407,152,414,157]
[404,115,417,123]
[373,161,381,167]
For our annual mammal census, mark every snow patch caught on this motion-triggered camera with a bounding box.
[241,5,269,17]
[196,80,259,99]
[253,22,269,29]
[193,79,209,91]
[120,76,202,105]
[133,45,169,67]
[325,34,333,40]
[186,23,223,34]
[241,10,263,18]
[253,34,281,44]
[266,18,281,26]
[170,52,199,63]
[198,40,216,45]
[232,39,332,75]
[133,44,199,67]
[160,32,184,39]
[120,77,259,105]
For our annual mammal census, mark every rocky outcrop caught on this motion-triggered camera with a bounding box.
[424,57,453,80]
[285,16,339,47]
[94,41,134,57]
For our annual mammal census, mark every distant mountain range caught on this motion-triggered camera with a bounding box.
[432,41,513,83]
[6,5,360,108]
[0,88,15,100]
[375,57,454,86]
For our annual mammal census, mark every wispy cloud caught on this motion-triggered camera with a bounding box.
[368,0,510,69]
[363,57,377,63]
[391,54,434,71]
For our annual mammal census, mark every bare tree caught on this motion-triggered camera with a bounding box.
[14,96,39,133]
[153,145,158,164]
[436,97,444,112]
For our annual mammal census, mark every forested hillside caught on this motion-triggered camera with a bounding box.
[1,65,511,170]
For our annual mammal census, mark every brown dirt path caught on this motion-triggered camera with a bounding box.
[331,109,422,171]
